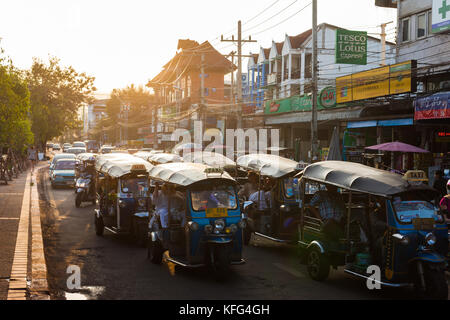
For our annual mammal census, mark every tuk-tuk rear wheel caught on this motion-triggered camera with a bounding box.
[307,248,330,281]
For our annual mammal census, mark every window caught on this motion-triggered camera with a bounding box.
[402,18,410,42]
[428,11,432,35]
[190,185,237,211]
[417,13,426,39]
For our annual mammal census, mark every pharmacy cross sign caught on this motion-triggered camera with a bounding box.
[440,0,450,19]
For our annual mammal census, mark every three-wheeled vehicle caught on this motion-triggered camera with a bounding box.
[94,154,154,245]
[183,151,247,180]
[147,162,245,277]
[297,161,448,299]
[236,154,300,245]
[74,153,97,207]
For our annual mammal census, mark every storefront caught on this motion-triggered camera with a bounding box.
[414,91,450,182]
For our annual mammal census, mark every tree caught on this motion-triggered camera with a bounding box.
[26,56,95,149]
[102,84,155,143]
[0,48,33,153]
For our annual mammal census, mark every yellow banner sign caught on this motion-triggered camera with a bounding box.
[336,60,416,103]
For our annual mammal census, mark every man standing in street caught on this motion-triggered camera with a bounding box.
[27,145,37,173]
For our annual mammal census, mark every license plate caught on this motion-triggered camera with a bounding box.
[206,208,228,218]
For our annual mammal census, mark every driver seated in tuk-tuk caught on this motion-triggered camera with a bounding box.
[151,183,183,229]
[306,184,345,240]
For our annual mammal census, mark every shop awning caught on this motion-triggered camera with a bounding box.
[415,91,450,120]
[347,118,413,129]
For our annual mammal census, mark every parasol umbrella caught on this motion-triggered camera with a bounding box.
[365,141,429,153]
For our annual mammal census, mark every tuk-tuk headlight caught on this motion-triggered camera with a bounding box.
[188,221,199,232]
[425,233,436,247]
[214,219,225,232]
[392,233,409,246]
[229,224,238,234]
[238,220,247,229]
[204,224,213,234]
[119,200,126,208]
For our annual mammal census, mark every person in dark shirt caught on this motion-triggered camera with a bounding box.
[433,170,448,199]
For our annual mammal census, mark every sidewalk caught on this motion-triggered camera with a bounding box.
[0,163,50,300]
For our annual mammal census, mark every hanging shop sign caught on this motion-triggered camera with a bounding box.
[432,0,450,33]
[336,60,416,103]
[335,29,367,65]
[414,91,450,120]
[265,87,337,114]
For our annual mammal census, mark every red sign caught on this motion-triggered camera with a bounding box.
[269,101,281,113]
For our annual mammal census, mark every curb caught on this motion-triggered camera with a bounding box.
[29,166,50,300]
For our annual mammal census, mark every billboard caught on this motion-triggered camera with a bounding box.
[336,60,417,103]
[432,0,450,33]
[335,29,367,65]
[415,92,450,120]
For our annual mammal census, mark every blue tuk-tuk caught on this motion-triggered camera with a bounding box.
[236,154,301,245]
[94,153,154,245]
[147,162,245,277]
[297,161,448,299]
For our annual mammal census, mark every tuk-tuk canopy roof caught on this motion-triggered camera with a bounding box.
[300,161,433,197]
[183,151,236,168]
[237,154,299,178]
[148,162,236,187]
[76,153,97,162]
[96,154,153,178]
[147,153,182,164]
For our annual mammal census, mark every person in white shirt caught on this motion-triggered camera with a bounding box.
[151,183,184,228]
[249,190,270,210]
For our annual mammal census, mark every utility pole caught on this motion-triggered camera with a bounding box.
[200,53,206,134]
[221,20,256,129]
[380,21,393,66]
[311,0,319,162]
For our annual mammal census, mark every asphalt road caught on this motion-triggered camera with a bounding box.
[37,167,448,300]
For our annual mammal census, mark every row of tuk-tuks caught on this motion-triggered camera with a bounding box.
[73,150,449,299]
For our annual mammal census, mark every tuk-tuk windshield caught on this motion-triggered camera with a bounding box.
[393,198,440,223]
[121,177,149,196]
[191,185,238,211]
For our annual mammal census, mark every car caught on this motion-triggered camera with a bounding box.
[63,143,72,153]
[49,153,76,178]
[72,141,86,148]
[67,147,87,155]
[52,143,61,151]
[100,146,114,154]
[50,158,76,188]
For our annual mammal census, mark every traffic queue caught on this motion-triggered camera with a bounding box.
[60,148,449,299]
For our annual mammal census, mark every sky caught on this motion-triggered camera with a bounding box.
[0,0,397,96]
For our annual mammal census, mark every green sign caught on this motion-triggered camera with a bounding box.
[265,88,338,114]
[335,29,367,65]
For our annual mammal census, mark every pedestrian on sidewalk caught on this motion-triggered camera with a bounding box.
[27,145,37,173]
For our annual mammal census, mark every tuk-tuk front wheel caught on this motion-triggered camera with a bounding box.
[94,215,104,236]
[307,247,330,281]
[211,245,231,280]
[148,237,163,264]
[415,263,448,300]
[75,192,82,208]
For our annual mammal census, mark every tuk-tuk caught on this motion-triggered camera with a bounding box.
[94,154,154,245]
[297,161,448,299]
[147,162,245,277]
[147,152,182,165]
[182,151,245,179]
[236,154,300,245]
